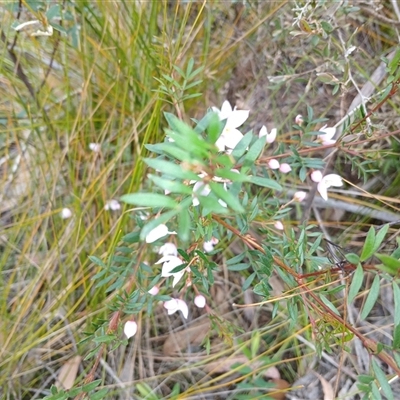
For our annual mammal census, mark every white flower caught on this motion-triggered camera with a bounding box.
[311,170,323,183]
[268,159,280,170]
[145,224,176,243]
[274,221,284,230]
[293,191,307,202]
[124,320,138,339]
[317,174,343,201]
[259,125,277,144]
[104,199,121,211]
[212,100,249,151]
[279,163,292,173]
[89,143,101,153]
[164,298,189,319]
[148,286,159,296]
[194,295,206,308]
[157,255,186,287]
[317,125,336,145]
[60,208,72,219]
[203,237,219,253]
[158,243,178,257]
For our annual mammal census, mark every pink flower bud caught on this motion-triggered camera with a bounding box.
[295,115,304,125]
[274,221,284,230]
[279,163,292,173]
[293,191,307,202]
[60,208,72,219]
[268,159,280,170]
[194,295,206,308]
[311,170,323,183]
[124,320,138,339]
[148,286,159,296]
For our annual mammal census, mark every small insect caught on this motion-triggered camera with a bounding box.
[324,239,349,270]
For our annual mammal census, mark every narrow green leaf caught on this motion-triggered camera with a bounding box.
[348,264,364,304]
[393,282,400,326]
[346,253,360,265]
[228,263,249,271]
[360,226,375,262]
[209,182,244,212]
[82,379,102,392]
[393,324,400,350]
[121,193,178,209]
[360,275,380,320]
[206,112,223,144]
[231,132,253,159]
[244,136,266,163]
[214,168,248,182]
[376,253,400,274]
[178,208,190,242]
[243,272,256,290]
[373,224,389,253]
[246,176,282,190]
[148,174,192,194]
[88,255,106,268]
[372,358,394,400]
[90,389,109,400]
[319,294,341,316]
[370,381,382,400]
[144,158,199,181]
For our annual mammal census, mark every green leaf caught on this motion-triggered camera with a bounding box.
[206,112,223,144]
[82,379,102,392]
[88,255,106,268]
[121,193,178,209]
[319,294,341,316]
[373,224,389,252]
[90,389,109,400]
[144,158,199,181]
[393,324,400,350]
[393,282,400,326]
[214,168,248,182]
[244,136,266,164]
[148,174,192,194]
[46,4,61,19]
[348,264,364,304]
[228,263,250,271]
[231,132,253,160]
[243,272,256,290]
[360,226,375,262]
[209,182,244,213]
[246,176,282,190]
[376,254,400,275]
[372,358,394,400]
[178,208,190,242]
[345,253,360,265]
[360,275,380,320]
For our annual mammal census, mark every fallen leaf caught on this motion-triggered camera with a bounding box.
[55,355,81,390]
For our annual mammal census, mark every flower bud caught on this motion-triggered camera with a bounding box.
[268,159,280,170]
[194,295,206,308]
[279,163,292,173]
[293,191,307,202]
[274,221,284,230]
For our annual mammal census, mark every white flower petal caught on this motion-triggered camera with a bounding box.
[219,100,233,119]
[228,109,249,129]
[158,243,178,257]
[317,181,329,201]
[172,270,185,287]
[322,174,343,188]
[124,321,138,339]
[89,143,101,153]
[164,298,189,319]
[145,224,175,243]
